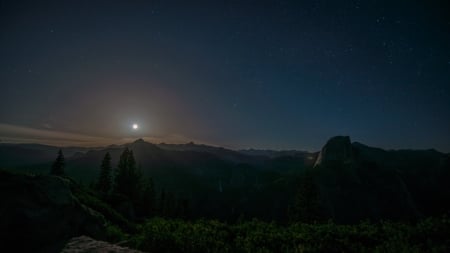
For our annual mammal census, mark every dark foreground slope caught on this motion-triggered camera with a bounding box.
[0,170,116,252]
[1,169,450,252]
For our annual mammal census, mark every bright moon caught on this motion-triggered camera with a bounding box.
[132,123,139,130]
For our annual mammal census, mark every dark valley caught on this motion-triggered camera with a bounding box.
[1,136,449,252]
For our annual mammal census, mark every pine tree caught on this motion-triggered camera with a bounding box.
[127,150,141,202]
[114,148,130,196]
[113,148,142,202]
[50,149,65,176]
[177,198,190,219]
[141,177,156,217]
[166,191,176,217]
[289,170,322,223]
[128,150,137,172]
[97,152,112,194]
[159,188,166,216]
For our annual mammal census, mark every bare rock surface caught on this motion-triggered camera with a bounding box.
[314,136,354,167]
[62,236,144,253]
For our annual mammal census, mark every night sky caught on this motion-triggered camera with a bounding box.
[1,0,449,151]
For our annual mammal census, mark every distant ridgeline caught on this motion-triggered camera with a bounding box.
[0,136,449,223]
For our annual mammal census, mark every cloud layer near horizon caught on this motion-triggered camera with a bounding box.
[0,123,206,147]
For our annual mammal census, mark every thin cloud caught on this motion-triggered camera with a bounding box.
[0,123,213,147]
[0,123,116,146]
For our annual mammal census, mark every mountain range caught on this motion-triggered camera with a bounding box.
[1,136,449,223]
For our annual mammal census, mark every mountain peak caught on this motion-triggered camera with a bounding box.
[133,138,146,144]
[314,136,354,167]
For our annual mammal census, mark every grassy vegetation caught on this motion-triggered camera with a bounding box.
[118,216,450,253]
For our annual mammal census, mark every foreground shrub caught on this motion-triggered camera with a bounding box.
[129,216,450,253]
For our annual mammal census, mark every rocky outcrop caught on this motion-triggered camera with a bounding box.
[0,170,107,252]
[62,236,143,253]
[311,136,423,222]
[314,136,354,167]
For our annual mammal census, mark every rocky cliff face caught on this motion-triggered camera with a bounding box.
[311,136,424,222]
[0,170,106,253]
[314,136,354,167]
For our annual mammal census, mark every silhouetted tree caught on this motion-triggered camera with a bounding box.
[114,148,128,195]
[127,150,142,203]
[97,152,112,195]
[159,188,166,216]
[113,148,142,202]
[140,177,156,217]
[50,149,65,176]
[289,170,323,223]
[177,198,190,219]
[166,192,176,217]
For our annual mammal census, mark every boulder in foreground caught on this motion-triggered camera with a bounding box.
[62,236,143,253]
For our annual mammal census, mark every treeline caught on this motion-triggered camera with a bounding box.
[50,148,323,223]
[50,148,189,220]
[47,149,450,252]
[49,147,323,223]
